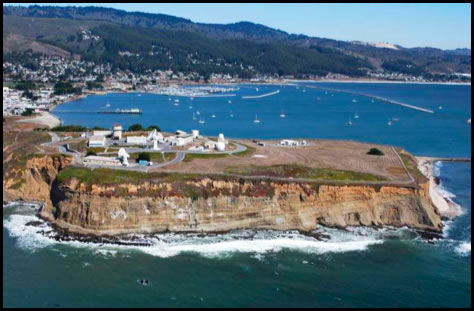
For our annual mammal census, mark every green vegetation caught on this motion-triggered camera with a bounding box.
[367,148,385,156]
[146,125,161,132]
[234,144,256,158]
[56,167,199,185]
[87,147,106,154]
[86,81,103,90]
[129,152,175,163]
[54,82,81,95]
[14,80,37,91]
[183,153,229,162]
[224,164,387,182]
[21,108,36,117]
[397,151,427,184]
[51,125,88,132]
[136,152,151,162]
[86,150,97,156]
[128,123,144,131]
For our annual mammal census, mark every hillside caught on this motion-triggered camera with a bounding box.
[3,5,471,78]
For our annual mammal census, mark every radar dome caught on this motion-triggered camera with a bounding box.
[216,142,226,152]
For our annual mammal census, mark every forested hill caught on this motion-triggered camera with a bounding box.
[3,5,471,78]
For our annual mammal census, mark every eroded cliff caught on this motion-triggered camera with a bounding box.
[42,176,443,235]
[3,154,71,205]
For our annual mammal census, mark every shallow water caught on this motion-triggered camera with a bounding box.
[4,83,471,307]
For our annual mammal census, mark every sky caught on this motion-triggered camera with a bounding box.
[5,3,471,49]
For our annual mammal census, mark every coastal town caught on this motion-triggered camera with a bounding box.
[3,54,471,117]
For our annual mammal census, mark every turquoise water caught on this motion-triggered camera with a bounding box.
[3,83,471,307]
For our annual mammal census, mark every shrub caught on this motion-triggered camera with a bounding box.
[128,123,144,131]
[21,108,35,116]
[86,151,97,156]
[136,152,151,162]
[367,148,384,156]
[146,125,161,132]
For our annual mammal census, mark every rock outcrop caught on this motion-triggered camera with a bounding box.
[41,177,442,236]
[3,155,71,205]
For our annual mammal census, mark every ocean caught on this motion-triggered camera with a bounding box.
[3,82,471,307]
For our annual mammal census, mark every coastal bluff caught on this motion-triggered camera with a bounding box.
[44,173,442,236]
[4,154,442,236]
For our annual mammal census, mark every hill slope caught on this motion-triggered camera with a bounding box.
[3,5,471,77]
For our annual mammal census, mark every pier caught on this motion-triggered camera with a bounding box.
[306,85,435,114]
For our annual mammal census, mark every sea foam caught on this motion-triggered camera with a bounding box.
[456,242,471,256]
[3,211,385,258]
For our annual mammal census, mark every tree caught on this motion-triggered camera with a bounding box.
[128,123,144,131]
[367,148,384,156]
[146,125,161,132]
[136,152,151,162]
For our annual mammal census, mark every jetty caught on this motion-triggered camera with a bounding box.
[57,108,142,115]
[306,85,435,114]
[242,90,280,99]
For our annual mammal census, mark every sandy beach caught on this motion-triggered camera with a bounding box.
[417,157,462,218]
[17,111,61,129]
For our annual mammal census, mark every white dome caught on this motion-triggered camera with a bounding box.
[216,142,226,152]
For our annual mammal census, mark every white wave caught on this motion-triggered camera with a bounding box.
[456,242,471,256]
[3,214,384,258]
[433,161,443,177]
[3,215,56,251]
[139,238,383,258]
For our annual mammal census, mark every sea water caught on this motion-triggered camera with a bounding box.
[3,83,471,307]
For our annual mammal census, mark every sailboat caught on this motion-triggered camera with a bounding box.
[196,110,201,116]
[228,100,232,104]
[198,118,205,124]
[352,99,358,103]
[302,89,306,93]
[230,111,234,118]
[280,109,286,118]
[388,119,393,126]
[256,87,259,92]
[254,115,261,123]
[211,113,216,119]
[189,105,193,109]
[168,97,172,101]
[347,118,353,126]
[354,112,359,119]
[192,112,197,121]
[439,105,443,110]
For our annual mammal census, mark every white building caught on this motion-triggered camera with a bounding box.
[172,135,194,147]
[204,141,217,149]
[93,130,113,137]
[113,124,123,140]
[83,155,121,166]
[280,139,299,146]
[126,136,147,145]
[192,130,200,139]
[88,135,106,147]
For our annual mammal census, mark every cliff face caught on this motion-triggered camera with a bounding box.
[43,177,443,235]
[3,155,71,205]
